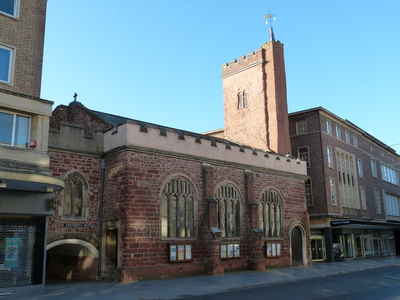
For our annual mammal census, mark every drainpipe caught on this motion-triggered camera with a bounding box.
[97,157,106,279]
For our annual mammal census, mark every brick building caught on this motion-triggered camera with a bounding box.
[289,107,400,262]
[0,0,64,291]
[46,28,311,281]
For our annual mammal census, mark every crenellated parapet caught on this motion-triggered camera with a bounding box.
[49,112,306,176]
[103,121,307,176]
[221,40,284,78]
[222,48,264,77]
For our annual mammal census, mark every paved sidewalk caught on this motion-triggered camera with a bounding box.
[3,256,400,299]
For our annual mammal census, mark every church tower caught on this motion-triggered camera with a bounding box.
[221,27,291,154]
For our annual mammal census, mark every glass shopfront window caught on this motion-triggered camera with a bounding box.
[344,234,354,258]
[363,235,373,256]
[354,234,363,257]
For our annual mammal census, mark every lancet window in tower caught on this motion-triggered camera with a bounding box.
[215,183,242,237]
[161,176,196,238]
[237,91,248,109]
[259,188,283,238]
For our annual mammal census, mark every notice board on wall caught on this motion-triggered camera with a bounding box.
[169,244,192,262]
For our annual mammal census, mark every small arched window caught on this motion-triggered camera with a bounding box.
[237,91,248,109]
[62,172,89,219]
[259,188,283,238]
[161,177,196,238]
[215,183,242,237]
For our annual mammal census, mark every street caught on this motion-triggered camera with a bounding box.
[180,265,400,300]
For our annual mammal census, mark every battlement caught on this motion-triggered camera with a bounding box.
[104,122,307,176]
[222,48,264,76]
[222,40,284,77]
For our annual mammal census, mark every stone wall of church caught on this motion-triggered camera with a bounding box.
[48,151,102,246]
[101,146,310,281]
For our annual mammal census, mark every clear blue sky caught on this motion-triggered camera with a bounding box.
[41,0,400,153]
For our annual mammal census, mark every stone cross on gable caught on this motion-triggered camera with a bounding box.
[73,93,78,101]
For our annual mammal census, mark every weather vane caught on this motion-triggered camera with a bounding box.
[264,12,276,28]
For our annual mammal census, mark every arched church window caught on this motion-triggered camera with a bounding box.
[259,188,283,238]
[62,171,89,219]
[215,183,242,237]
[161,176,196,238]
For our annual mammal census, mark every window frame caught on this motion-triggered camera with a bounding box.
[326,119,332,135]
[345,129,350,143]
[295,119,307,135]
[381,164,399,185]
[330,178,337,205]
[0,0,19,18]
[385,192,400,217]
[335,125,341,139]
[0,109,31,148]
[215,182,242,238]
[298,146,310,168]
[237,91,248,109]
[0,44,15,84]
[161,176,196,238]
[360,186,366,210]
[327,146,333,168]
[336,149,359,209]
[371,158,378,178]
[357,159,363,178]
[352,134,358,147]
[259,188,283,238]
[61,171,89,220]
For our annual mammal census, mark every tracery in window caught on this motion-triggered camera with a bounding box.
[259,188,283,238]
[215,183,242,237]
[161,176,196,238]
[62,171,89,219]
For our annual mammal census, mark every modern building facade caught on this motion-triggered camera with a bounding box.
[289,107,400,262]
[0,0,64,291]
[45,29,311,282]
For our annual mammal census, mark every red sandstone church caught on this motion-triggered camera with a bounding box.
[46,29,311,281]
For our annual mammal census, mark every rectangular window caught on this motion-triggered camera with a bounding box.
[0,44,14,84]
[385,192,400,217]
[237,91,248,109]
[306,179,313,206]
[326,119,331,134]
[336,149,359,209]
[360,186,366,210]
[381,164,399,185]
[353,134,358,147]
[371,158,377,178]
[243,91,248,108]
[296,119,307,134]
[335,125,341,139]
[345,129,350,143]
[327,146,333,168]
[374,188,381,214]
[0,0,19,18]
[357,159,363,178]
[0,111,30,148]
[298,147,310,168]
[330,178,336,205]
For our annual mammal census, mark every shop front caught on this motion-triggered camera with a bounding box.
[0,175,64,291]
[330,220,399,260]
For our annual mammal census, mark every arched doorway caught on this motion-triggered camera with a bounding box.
[291,225,305,267]
[46,239,98,281]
